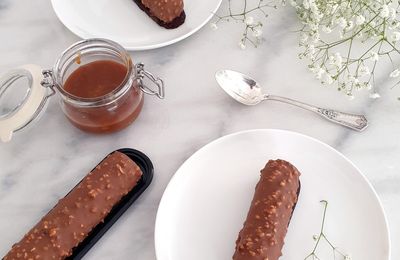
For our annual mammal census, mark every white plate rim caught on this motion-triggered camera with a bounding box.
[154,128,391,260]
[50,0,222,51]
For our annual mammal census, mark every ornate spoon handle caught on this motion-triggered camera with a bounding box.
[264,95,368,131]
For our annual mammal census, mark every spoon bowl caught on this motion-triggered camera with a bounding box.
[215,69,264,106]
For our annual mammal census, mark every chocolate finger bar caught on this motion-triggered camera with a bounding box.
[3,151,143,260]
[134,0,186,29]
[233,159,301,260]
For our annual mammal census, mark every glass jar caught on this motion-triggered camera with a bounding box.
[0,38,164,142]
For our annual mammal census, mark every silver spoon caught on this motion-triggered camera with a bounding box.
[215,69,368,131]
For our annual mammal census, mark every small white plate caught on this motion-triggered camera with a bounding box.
[155,129,390,260]
[51,0,222,51]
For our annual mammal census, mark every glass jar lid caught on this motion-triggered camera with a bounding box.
[0,64,54,142]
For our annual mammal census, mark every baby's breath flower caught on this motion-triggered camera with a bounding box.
[308,44,316,54]
[210,22,218,30]
[334,52,343,68]
[309,23,319,31]
[322,26,332,33]
[253,28,263,38]
[389,8,397,20]
[370,51,379,61]
[308,65,316,72]
[380,5,390,18]
[369,92,381,99]
[245,16,255,25]
[355,15,365,25]
[389,20,400,30]
[328,55,335,63]
[323,74,334,84]
[358,65,370,76]
[391,31,400,42]
[300,32,309,44]
[303,0,311,9]
[336,17,347,28]
[348,75,359,84]
[239,41,246,50]
[311,33,320,43]
[346,21,354,31]
[299,11,308,20]
[315,67,325,79]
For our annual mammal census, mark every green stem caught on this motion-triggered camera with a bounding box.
[304,200,348,260]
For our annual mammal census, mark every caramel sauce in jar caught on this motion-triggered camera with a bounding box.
[52,39,154,134]
[61,60,143,133]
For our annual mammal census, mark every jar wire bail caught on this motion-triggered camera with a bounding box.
[135,63,165,99]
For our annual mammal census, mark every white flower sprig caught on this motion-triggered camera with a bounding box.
[305,200,351,260]
[292,0,400,98]
[211,0,285,48]
[214,0,400,99]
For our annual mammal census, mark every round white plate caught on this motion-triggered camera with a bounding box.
[155,129,390,260]
[51,0,222,51]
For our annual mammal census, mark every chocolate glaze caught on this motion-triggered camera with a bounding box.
[233,159,301,260]
[3,151,142,260]
[141,0,183,23]
[134,0,185,29]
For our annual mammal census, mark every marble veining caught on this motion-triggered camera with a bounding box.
[0,0,399,259]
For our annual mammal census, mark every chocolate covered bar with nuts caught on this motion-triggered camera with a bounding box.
[3,151,142,260]
[134,0,186,29]
[233,159,301,260]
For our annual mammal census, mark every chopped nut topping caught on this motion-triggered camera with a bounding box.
[88,189,97,198]
[116,164,124,174]
[48,229,57,237]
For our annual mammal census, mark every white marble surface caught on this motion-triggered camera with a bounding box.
[0,0,399,259]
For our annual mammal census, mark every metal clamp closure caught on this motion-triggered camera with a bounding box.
[41,69,56,97]
[135,63,165,99]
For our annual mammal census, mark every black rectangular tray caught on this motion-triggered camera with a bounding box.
[67,148,154,259]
